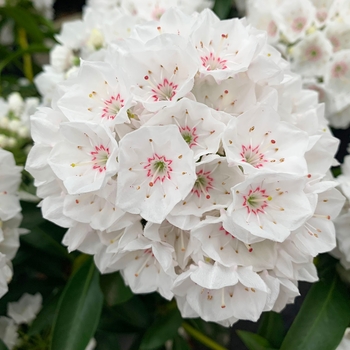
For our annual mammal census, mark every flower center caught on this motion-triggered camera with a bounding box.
[240,145,267,168]
[267,21,278,37]
[180,126,198,148]
[90,144,110,172]
[332,61,348,78]
[101,94,124,120]
[305,45,322,62]
[144,154,173,185]
[152,6,165,20]
[151,78,178,101]
[242,187,272,215]
[201,52,227,71]
[330,36,340,51]
[192,169,214,199]
[316,9,327,22]
[292,17,307,32]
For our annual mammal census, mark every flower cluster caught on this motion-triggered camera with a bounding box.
[0,148,23,299]
[0,92,38,153]
[26,7,344,326]
[331,146,350,269]
[246,0,350,129]
[35,0,213,105]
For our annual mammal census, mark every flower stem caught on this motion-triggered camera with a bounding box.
[18,28,33,82]
[182,322,228,350]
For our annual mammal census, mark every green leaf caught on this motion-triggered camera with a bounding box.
[0,44,49,74]
[258,312,285,348]
[0,7,44,42]
[95,330,121,350]
[28,291,61,336]
[140,308,183,350]
[20,226,72,262]
[0,339,9,350]
[50,258,103,350]
[100,271,133,306]
[173,335,191,350]
[112,296,151,329]
[280,269,350,350]
[20,201,45,229]
[237,331,277,350]
[213,0,232,19]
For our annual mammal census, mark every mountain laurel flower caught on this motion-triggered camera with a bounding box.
[26,5,343,326]
[246,0,350,128]
[0,149,23,299]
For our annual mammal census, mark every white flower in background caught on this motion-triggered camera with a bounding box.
[7,293,42,325]
[246,0,350,128]
[27,6,343,326]
[0,93,39,151]
[336,328,350,350]
[332,152,350,270]
[0,149,22,299]
[87,0,213,20]
[0,316,18,349]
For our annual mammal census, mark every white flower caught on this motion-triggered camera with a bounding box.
[117,125,196,223]
[191,216,277,269]
[144,98,225,160]
[0,149,22,222]
[274,0,315,43]
[120,35,199,112]
[173,261,269,323]
[169,155,244,220]
[48,122,119,194]
[191,11,259,82]
[289,31,333,77]
[224,173,313,243]
[57,60,133,128]
[7,293,42,325]
[223,104,309,175]
[0,316,18,349]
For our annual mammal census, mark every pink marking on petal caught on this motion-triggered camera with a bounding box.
[201,52,227,71]
[332,61,348,78]
[291,17,307,32]
[101,94,125,120]
[143,153,173,183]
[90,144,110,172]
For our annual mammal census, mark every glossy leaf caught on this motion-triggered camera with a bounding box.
[173,335,191,350]
[0,44,49,74]
[212,0,232,19]
[20,226,71,261]
[280,268,350,350]
[140,308,183,350]
[28,291,61,336]
[258,312,285,348]
[95,330,121,350]
[50,258,103,350]
[0,7,44,42]
[237,331,277,350]
[112,296,151,329]
[0,339,9,350]
[100,271,133,306]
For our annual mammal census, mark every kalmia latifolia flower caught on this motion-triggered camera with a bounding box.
[26,5,344,326]
[246,0,350,128]
[0,148,23,299]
